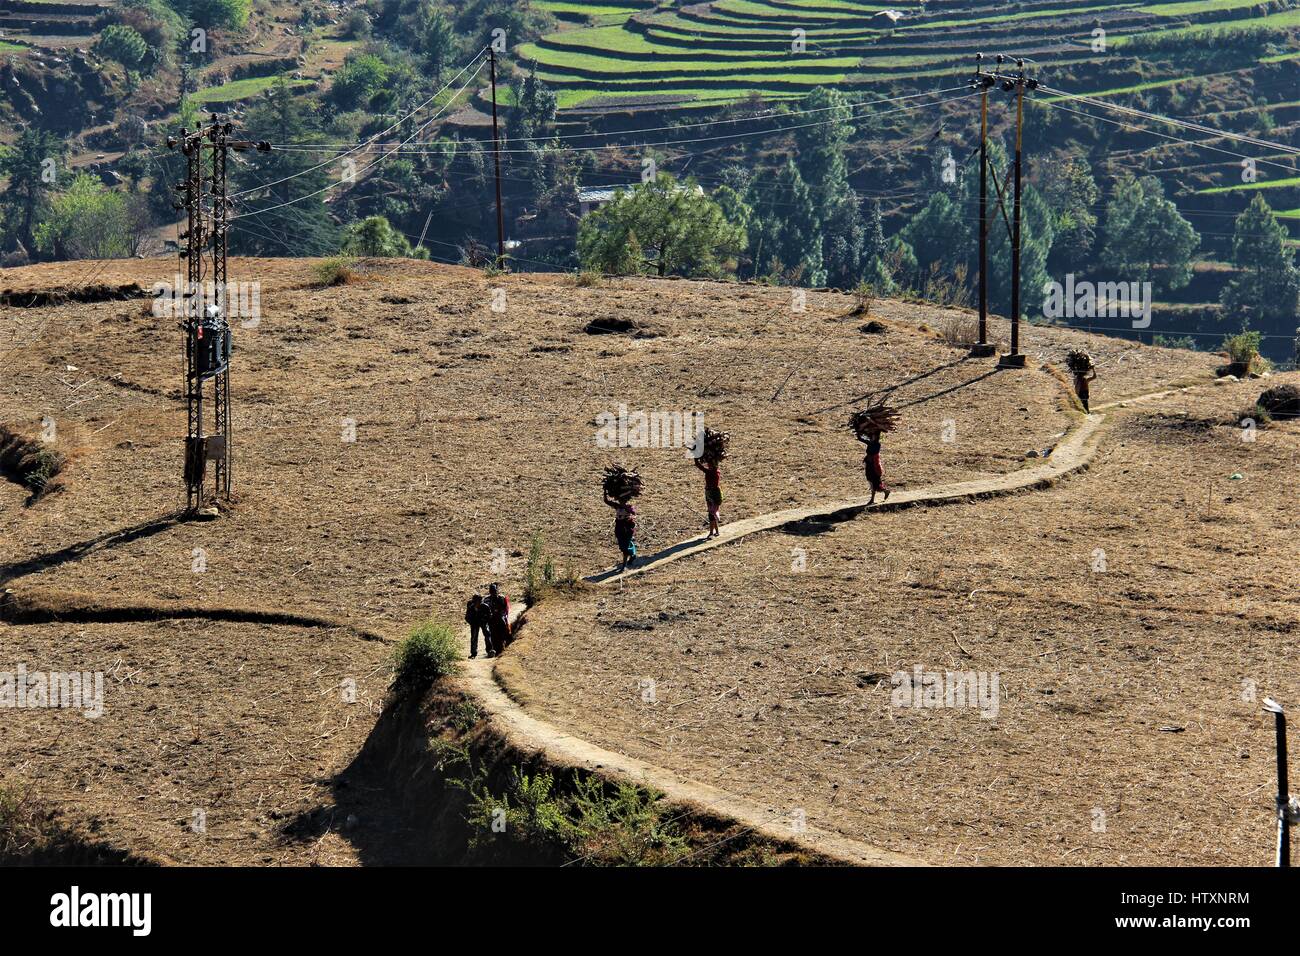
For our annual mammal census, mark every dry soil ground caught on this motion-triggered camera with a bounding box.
[0,256,1256,864]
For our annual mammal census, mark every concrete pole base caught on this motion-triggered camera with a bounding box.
[998,352,1028,369]
[969,342,998,358]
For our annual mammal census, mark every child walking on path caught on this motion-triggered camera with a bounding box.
[603,493,638,569]
[694,456,722,538]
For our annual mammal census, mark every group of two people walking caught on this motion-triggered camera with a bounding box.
[602,455,724,571]
[465,583,510,658]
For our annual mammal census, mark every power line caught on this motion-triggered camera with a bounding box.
[1035,97,1300,176]
[267,84,973,153]
[234,58,489,221]
[1040,84,1300,160]
[227,48,489,200]
[265,88,975,158]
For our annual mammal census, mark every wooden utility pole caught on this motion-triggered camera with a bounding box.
[1008,73,1024,361]
[971,54,997,357]
[489,46,506,270]
[997,59,1036,369]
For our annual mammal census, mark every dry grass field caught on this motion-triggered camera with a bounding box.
[4,256,1280,865]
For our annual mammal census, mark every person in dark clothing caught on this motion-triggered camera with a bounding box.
[465,593,488,658]
[487,583,511,655]
[857,428,891,506]
[694,456,722,538]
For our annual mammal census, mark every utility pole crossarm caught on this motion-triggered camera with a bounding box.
[972,54,1038,369]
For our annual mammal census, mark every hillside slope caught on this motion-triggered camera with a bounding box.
[0,257,1259,864]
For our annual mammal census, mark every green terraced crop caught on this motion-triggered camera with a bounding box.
[526,0,1289,112]
[901,3,1130,30]
[557,87,803,108]
[541,24,673,53]
[539,69,856,84]
[519,42,863,73]
[1139,0,1274,15]
[650,11,869,32]
[192,75,312,104]
[533,1,641,16]
[1112,8,1300,45]
[714,0,879,18]
[1199,176,1300,195]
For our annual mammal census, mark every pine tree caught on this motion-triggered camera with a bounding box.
[1221,194,1300,335]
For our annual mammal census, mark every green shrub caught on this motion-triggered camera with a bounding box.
[311,256,357,287]
[449,699,482,733]
[523,532,577,606]
[569,776,690,866]
[1223,329,1262,366]
[330,53,391,110]
[34,174,133,260]
[340,216,424,259]
[0,426,65,501]
[465,768,689,865]
[181,0,252,31]
[94,24,151,72]
[392,620,459,693]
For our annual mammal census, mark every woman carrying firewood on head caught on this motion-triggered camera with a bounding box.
[602,465,642,570]
[1067,349,1097,413]
[693,427,729,539]
[850,403,897,507]
[858,428,890,505]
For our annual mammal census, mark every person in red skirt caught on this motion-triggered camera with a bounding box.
[857,427,891,505]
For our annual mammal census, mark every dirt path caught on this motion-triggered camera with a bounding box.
[587,409,1105,585]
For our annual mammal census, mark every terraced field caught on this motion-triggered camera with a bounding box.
[516,0,1300,111]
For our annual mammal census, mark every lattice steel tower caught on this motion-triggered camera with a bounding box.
[168,121,267,512]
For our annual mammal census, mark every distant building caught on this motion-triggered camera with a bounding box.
[578,187,621,217]
[577,182,706,217]
[871,10,905,26]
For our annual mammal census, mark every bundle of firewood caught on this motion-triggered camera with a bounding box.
[849,402,900,436]
[602,465,643,502]
[699,427,730,464]
[1066,348,1095,374]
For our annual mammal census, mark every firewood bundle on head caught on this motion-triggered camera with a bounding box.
[1066,348,1095,374]
[849,402,899,437]
[699,427,730,464]
[602,465,643,502]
